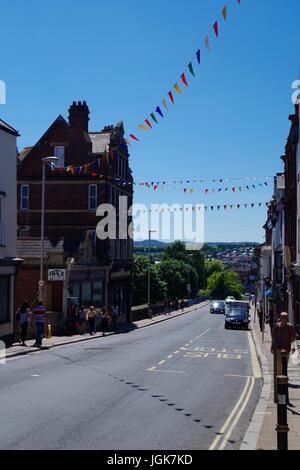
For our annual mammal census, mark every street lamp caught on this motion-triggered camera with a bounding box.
[39,156,58,302]
[148,230,157,318]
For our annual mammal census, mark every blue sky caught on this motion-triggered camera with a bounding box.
[1,0,299,242]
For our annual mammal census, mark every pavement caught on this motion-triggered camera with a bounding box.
[0,304,261,450]
[5,301,210,359]
[241,308,300,450]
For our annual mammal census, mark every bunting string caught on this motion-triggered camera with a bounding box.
[127,0,241,143]
[135,202,269,214]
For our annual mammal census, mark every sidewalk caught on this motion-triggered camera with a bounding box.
[5,300,210,360]
[246,309,300,450]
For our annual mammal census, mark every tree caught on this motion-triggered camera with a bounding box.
[156,259,198,300]
[132,255,166,306]
[205,271,244,300]
[205,259,224,279]
[162,240,187,262]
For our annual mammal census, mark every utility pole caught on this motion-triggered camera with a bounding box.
[148,230,156,318]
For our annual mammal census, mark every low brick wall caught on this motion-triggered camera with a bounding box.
[131,298,206,322]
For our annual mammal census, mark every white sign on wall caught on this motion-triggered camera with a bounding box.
[48,269,66,282]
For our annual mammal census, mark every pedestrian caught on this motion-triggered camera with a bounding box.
[267,307,274,334]
[16,300,31,346]
[31,301,47,348]
[78,305,87,334]
[101,307,109,336]
[87,306,96,335]
[271,312,296,376]
[111,305,118,331]
[256,301,263,332]
[180,300,185,311]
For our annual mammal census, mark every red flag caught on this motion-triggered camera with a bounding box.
[213,21,219,38]
[224,205,227,210]
[145,119,152,129]
[232,187,236,192]
[237,0,241,3]
[205,188,209,193]
[237,204,241,209]
[130,134,139,142]
[181,73,188,87]
[168,91,174,104]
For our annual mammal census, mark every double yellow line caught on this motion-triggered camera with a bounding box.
[209,375,255,450]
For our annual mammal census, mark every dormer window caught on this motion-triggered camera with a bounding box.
[54,146,65,167]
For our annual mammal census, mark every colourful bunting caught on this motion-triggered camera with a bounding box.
[139,124,149,131]
[196,49,201,64]
[130,134,139,142]
[150,113,158,124]
[162,99,168,111]
[213,21,219,38]
[174,83,182,95]
[168,91,174,104]
[188,62,195,76]
[156,106,164,118]
[205,36,210,51]
[222,5,227,21]
[145,119,152,129]
[181,73,188,87]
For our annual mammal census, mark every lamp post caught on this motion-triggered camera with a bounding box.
[148,230,157,318]
[39,156,58,302]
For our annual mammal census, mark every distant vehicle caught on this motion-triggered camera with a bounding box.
[227,300,250,312]
[225,296,235,305]
[210,301,226,315]
[225,308,250,330]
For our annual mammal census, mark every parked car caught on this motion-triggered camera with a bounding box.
[224,308,250,330]
[227,300,250,312]
[210,301,226,314]
[225,296,235,305]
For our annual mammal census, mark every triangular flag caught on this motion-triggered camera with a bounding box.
[222,5,227,21]
[196,49,201,64]
[237,0,241,4]
[168,90,174,103]
[174,83,182,95]
[213,21,219,38]
[150,113,158,124]
[237,204,241,209]
[251,204,255,208]
[156,106,164,118]
[145,119,152,129]
[217,206,220,210]
[139,124,149,131]
[181,73,188,87]
[129,134,139,142]
[162,99,168,111]
[232,187,236,192]
[188,62,195,76]
[190,188,194,194]
[224,205,227,210]
[205,36,210,51]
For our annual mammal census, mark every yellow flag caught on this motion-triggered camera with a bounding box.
[222,5,227,21]
[139,124,149,131]
[174,82,182,95]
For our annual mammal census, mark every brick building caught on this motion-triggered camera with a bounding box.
[17,101,133,328]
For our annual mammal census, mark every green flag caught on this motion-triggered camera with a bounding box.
[150,113,158,124]
[188,62,195,76]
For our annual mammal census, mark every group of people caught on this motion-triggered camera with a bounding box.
[66,304,119,337]
[163,299,185,315]
[16,300,47,348]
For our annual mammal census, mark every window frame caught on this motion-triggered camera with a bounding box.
[54,146,65,168]
[88,184,97,211]
[20,184,29,211]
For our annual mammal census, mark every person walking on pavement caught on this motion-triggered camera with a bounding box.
[78,305,87,334]
[101,307,109,337]
[32,301,47,348]
[16,300,31,346]
[271,312,296,376]
[87,306,96,335]
[110,305,118,331]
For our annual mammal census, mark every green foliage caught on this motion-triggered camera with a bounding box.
[205,259,224,279]
[205,271,244,300]
[156,259,198,300]
[132,255,167,306]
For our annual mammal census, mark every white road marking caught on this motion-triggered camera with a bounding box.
[158,360,166,365]
[209,377,251,450]
[174,351,179,354]
[225,374,252,378]
[147,367,156,371]
[30,374,40,377]
[148,369,185,374]
[167,355,173,359]
[219,377,255,450]
[247,331,262,379]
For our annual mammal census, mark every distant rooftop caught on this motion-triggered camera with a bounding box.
[0,118,20,136]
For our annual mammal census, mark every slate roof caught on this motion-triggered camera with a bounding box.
[18,238,64,259]
[87,132,111,155]
[0,118,20,136]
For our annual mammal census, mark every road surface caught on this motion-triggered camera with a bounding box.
[0,305,261,450]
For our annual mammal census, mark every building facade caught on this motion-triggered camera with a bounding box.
[17,102,133,327]
[0,119,22,345]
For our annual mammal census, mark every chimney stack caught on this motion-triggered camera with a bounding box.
[68,101,90,132]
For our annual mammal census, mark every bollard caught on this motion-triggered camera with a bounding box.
[281,352,289,404]
[276,375,289,451]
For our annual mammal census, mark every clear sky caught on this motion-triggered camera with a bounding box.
[1,0,299,243]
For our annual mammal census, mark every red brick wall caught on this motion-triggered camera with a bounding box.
[16,268,40,310]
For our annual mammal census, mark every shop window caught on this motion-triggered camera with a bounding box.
[0,276,10,324]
